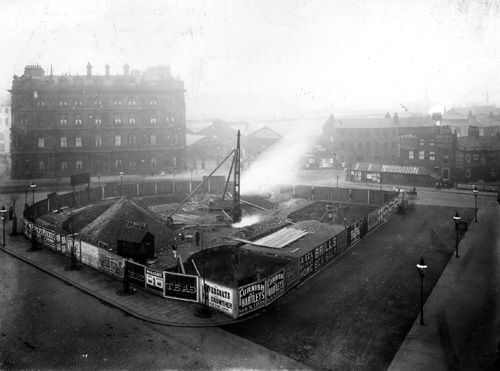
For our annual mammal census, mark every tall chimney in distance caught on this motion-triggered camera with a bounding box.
[123,63,130,77]
[86,63,92,77]
[105,63,110,77]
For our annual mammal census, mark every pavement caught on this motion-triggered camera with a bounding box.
[0,222,249,328]
[388,204,500,371]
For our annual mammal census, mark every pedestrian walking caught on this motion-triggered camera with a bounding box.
[172,243,178,259]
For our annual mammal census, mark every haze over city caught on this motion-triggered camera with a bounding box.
[2,0,500,120]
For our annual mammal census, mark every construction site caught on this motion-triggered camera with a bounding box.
[26,131,400,318]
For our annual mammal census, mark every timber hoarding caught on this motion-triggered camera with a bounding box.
[200,279,237,318]
[163,271,199,302]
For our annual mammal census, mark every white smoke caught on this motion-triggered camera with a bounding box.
[241,118,323,195]
[232,214,261,228]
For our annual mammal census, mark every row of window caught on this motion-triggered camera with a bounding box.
[408,150,441,161]
[0,117,9,126]
[17,113,178,127]
[338,142,396,151]
[37,134,168,148]
[57,115,171,126]
[34,96,160,107]
[336,129,398,137]
[464,167,497,178]
[31,157,170,172]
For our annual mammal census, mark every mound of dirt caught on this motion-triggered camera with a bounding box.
[79,197,176,252]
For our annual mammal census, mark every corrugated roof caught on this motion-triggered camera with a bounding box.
[353,163,430,175]
[252,227,308,248]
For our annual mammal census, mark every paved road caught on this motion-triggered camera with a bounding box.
[0,250,305,370]
[223,205,476,370]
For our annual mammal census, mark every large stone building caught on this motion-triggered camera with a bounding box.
[0,98,11,155]
[10,63,186,179]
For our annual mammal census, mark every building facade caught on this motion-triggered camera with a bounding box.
[397,126,456,181]
[10,63,186,179]
[0,98,11,154]
[454,136,500,182]
[318,114,456,181]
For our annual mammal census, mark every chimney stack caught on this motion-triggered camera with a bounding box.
[86,63,92,77]
[105,63,110,77]
[123,63,130,77]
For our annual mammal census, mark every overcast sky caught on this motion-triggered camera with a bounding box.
[1,0,499,120]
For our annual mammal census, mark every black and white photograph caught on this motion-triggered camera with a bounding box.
[0,0,499,370]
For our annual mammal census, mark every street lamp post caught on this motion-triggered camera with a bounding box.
[453,212,462,258]
[473,186,479,223]
[65,233,81,270]
[416,257,428,325]
[0,205,7,247]
[30,181,36,205]
[119,172,124,197]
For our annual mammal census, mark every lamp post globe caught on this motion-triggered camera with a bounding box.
[472,186,479,223]
[30,181,36,205]
[453,212,462,258]
[416,256,428,325]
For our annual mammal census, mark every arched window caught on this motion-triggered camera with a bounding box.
[38,161,45,172]
[114,159,122,169]
[61,161,68,172]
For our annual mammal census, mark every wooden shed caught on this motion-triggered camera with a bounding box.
[117,227,155,264]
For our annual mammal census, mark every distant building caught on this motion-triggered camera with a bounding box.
[245,126,282,162]
[397,126,456,181]
[10,63,186,179]
[187,119,237,171]
[320,113,434,167]
[317,114,456,181]
[455,136,500,182]
[442,106,500,137]
[0,98,11,154]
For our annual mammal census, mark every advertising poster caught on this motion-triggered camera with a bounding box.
[23,220,33,238]
[284,260,299,291]
[313,243,327,271]
[299,250,314,279]
[266,270,285,304]
[200,279,236,317]
[32,226,55,249]
[60,235,68,254]
[98,251,124,278]
[238,280,266,316]
[126,261,146,287]
[325,236,337,261]
[80,241,99,269]
[163,272,198,302]
[350,225,361,245]
[145,268,164,293]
